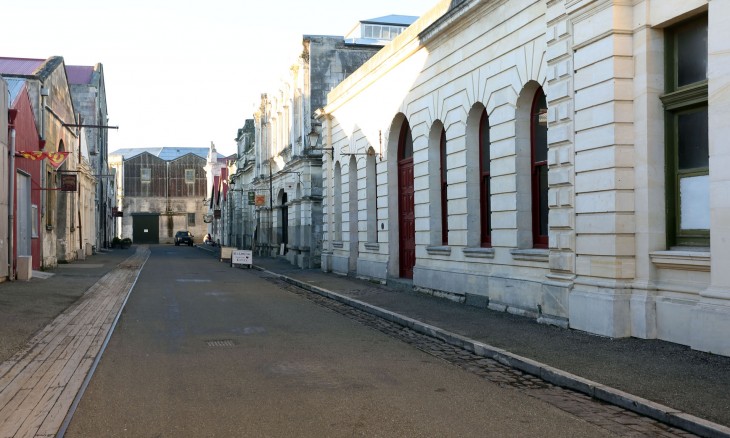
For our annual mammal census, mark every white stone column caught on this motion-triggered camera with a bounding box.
[629,18,664,340]
[543,0,577,323]
[567,0,636,338]
[691,0,730,355]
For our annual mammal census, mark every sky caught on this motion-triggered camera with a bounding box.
[4,0,435,157]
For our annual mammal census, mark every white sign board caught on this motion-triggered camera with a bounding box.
[232,250,253,266]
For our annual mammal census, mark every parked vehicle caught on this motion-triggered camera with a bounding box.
[174,231,194,246]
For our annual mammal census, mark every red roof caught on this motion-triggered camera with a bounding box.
[66,65,94,84]
[0,57,45,75]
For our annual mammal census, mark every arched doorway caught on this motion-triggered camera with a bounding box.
[280,190,288,254]
[397,120,415,279]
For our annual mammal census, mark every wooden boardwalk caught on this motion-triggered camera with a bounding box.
[0,247,149,438]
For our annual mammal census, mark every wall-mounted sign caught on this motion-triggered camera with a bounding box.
[60,174,77,192]
[248,191,256,205]
[255,195,266,206]
[214,209,221,218]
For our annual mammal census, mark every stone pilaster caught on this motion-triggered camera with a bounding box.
[691,0,730,355]
[566,0,637,337]
[543,0,577,322]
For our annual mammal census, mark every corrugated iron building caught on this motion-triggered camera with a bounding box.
[111,148,208,244]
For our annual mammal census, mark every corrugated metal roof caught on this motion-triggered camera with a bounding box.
[109,147,209,161]
[361,15,418,26]
[66,65,94,85]
[4,78,26,105]
[0,57,45,76]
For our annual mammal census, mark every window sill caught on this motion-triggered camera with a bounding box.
[510,248,549,262]
[332,241,344,249]
[463,247,495,259]
[426,245,452,256]
[650,249,710,272]
[364,242,380,251]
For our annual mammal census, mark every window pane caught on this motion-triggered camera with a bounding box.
[185,169,195,184]
[539,165,549,236]
[532,91,548,163]
[481,175,491,246]
[480,110,490,171]
[677,108,708,170]
[680,175,710,230]
[440,130,447,180]
[399,122,413,159]
[677,19,707,87]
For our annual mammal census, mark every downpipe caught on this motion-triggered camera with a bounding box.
[8,126,16,281]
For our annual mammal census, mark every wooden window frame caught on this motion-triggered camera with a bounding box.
[440,129,448,245]
[479,110,491,247]
[661,14,709,248]
[185,169,195,184]
[531,88,549,249]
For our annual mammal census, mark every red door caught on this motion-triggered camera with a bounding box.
[398,156,415,279]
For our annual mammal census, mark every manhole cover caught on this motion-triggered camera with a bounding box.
[206,339,235,347]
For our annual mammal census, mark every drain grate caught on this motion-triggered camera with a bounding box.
[206,339,235,347]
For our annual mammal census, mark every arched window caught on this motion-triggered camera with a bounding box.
[440,128,448,245]
[333,162,342,241]
[479,110,491,247]
[366,149,377,243]
[531,88,548,248]
[399,121,413,160]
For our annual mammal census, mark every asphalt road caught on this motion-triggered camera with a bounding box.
[65,246,612,437]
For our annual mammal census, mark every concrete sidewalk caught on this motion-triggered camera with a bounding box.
[0,247,149,438]
[202,247,729,437]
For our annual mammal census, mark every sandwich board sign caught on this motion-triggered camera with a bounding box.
[232,250,252,268]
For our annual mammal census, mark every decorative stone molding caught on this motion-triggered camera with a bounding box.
[426,245,452,256]
[364,242,380,251]
[650,250,711,272]
[462,247,495,259]
[510,248,550,262]
[332,241,344,249]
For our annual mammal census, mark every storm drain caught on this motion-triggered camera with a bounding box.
[206,339,235,347]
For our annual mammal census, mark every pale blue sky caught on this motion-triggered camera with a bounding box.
[4,1,434,156]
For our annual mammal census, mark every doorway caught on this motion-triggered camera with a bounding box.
[397,121,415,279]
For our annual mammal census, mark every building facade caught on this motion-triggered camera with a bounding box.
[203,143,236,245]
[1,79,8,280]
[227,120,256,250]
[110,147,209,244]
[319,0,730,356]
[7,78,43,274]
[1,56,98,268]
[68,63,114,250]
[242,18,414,269]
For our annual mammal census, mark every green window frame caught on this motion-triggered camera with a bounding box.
[660,14,709,248]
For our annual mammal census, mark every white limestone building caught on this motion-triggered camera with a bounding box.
[244,17,415,269]
[319,0,730,356]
